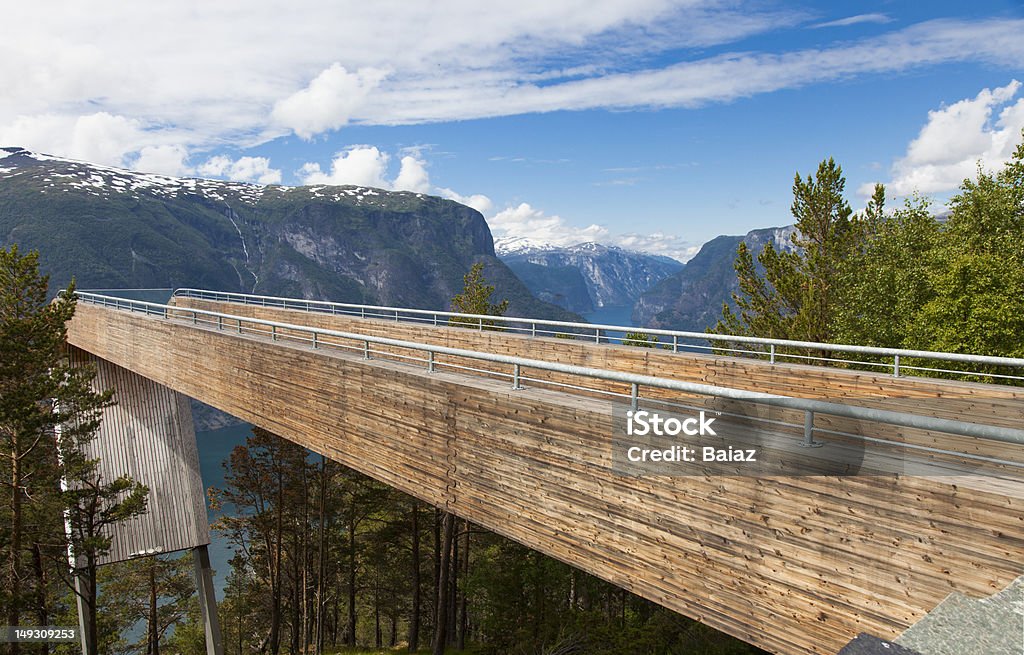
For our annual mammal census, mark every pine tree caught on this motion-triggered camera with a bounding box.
[713,157,857,352]
[449,262,509,329]
[1,245,147,655]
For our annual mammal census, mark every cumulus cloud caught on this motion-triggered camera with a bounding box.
[198,155,282,184]
[436,188,494,215]
[271,64,389,139]
[298,146,390,187]
[297,146,430,192]
[614,232,699,262]
[487,203,610,246]
[0,112,146,167]
[392,155,431,193]
[864,80,1024,197]
[132,144,191,176]
[485,202,697,261]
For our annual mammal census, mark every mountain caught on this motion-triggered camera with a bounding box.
[632,226,796,332]
[0,147,578,322]
[496,240,684,313]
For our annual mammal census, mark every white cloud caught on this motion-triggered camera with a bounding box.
[297,146,429,192]
[392,155,431,193]
[486,202,697,261]
[488,203,610,246]
[132,144,190,176]
[614,232,699,262]
[0,112,146,167]
[810,14,892,29]
[298,146,390,187]
[271,64,389,139]
[198,155,282,184]
[437,188,493,215]
[864,80,1024,197]
[1,4,1021,158]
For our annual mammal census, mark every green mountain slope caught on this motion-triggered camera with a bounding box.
[0,147,578,321]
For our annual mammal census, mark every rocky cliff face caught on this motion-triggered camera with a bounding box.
[632,226,796,332]
[0,147,576,321]
[497,240,683,313]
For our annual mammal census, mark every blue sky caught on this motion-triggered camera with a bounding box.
[2,1,1022,260]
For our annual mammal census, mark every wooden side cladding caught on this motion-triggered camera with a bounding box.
[68,347,209,563]
[66,304,1024,655]
[174,299,1024,466]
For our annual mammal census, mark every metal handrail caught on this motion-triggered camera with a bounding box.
[74,291,1024,448]
[168,287,1024,380]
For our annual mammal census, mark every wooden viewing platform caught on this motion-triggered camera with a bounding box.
[66,293,1024,655]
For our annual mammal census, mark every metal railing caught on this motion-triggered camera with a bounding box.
[169,288,1024,384]
[74,291,1024,454]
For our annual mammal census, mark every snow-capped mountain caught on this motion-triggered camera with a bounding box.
[497,240,683,313]
[0,147,579,323]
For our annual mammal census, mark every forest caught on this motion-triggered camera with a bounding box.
[1,131,1021,654]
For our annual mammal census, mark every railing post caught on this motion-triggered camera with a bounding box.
[192,311,197,325]
[312,331,318,349]
[272,325,277,341]
[478,317,483,331]
[531,322,536,338]
[361,307,365,319]
[363,340,370,360]
[433,314,438,327]
[770,344,776,365]
[630,383,639,411]
[217,316,223,330]
[893,354,901,377]
[237,318,242,333]
[396,310,400,322]
[673,335,678,353]
[800,410,823,447]
[512,363,523,390]
[595,328,601,344]
[427,351,435,373]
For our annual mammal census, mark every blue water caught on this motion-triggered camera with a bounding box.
[195,423,252,599]
[581,304,637,343]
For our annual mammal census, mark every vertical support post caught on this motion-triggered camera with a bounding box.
[770,344,776,364]
[630,383,639,411]
[478,317,483,331]
[272,325,277,341]
[893,354,901,377]
[427,351,435,373]
[434,313,438,327]
[193,545,225,655]
[73,573,94,655]
[800,410,823,447]
[361,307,365,319]
[363,340,370,359]
[512,363,522,390]
[217,315,222,330]
[595,328,601,344]
[192,311,197,325]
[396,310,400,322]
[312,331,318,349]
[237,318,242,334]
[531,322,537,338]
[673,335,678,353]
